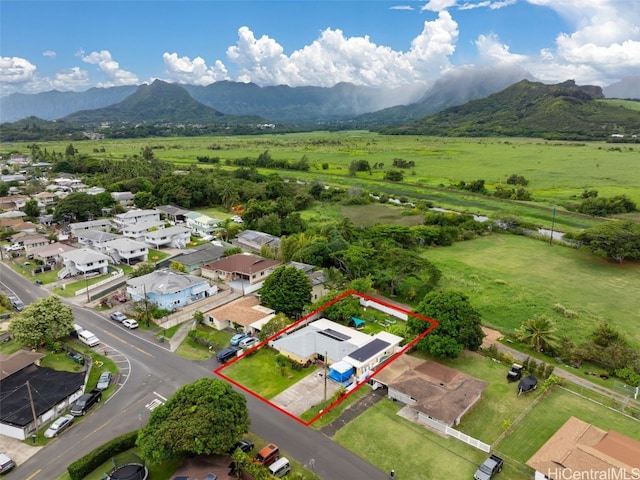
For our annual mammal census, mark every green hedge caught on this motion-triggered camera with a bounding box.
[67,429,139,480]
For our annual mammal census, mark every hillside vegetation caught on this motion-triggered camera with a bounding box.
[381,80,640,140]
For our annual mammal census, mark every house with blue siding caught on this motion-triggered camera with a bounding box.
[125,268,217,312]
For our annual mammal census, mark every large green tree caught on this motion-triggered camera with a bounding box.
[577,221,640,263]
[137,378,249,463]
[408,291,485,359]
[259,265,312,317]
[54,192,101,222]
[10,296,74,346]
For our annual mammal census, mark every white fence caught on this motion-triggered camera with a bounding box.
[75,269,124,297]
[445,426,491,453]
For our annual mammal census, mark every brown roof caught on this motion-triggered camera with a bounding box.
[526,417,640,475]
[387,358,488,426]
[202,253,281,275]
[30,242,77,257]
[0,350,45,380]
[205,295,274,327]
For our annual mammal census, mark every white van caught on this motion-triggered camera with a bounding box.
[78,330,100,347]
[268,457,291,478]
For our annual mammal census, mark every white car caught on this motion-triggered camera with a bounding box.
[44,414,74,438]
[239,336,259,349]
[122,319,138,329]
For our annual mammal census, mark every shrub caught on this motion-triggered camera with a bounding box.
[68,430,138,480]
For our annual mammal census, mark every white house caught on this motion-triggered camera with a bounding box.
[185,211,221,237]
[122,220,165,242]
[111,191,135,206]
[75,229,120,252]
[104,238,148,265]
[113,209,160,230]
[58,248,110,279]
[144,225,191,249]
[69,219,112,234]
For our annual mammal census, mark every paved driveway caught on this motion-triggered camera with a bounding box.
[271,366,341,416]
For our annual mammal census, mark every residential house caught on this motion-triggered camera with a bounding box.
[286,261,328,301]
[0,218,38,234]
[155,204,189,224]
[11,232,49,252]
[29,242,77,266]
[69,219,112,235]
[232,229,281,253]
[143,225,191,249]
[374,356,488,433]
[185,211,221,237]
[0,350,84,440]
[526,416,640,480]
[75,229,120,253]
[172,242,230,273]
[104,238,148,265]
[34,191,57,207]
[204,295,275,332]
[58,248,110,279]
[111,191,135,206]
[201,253,281,293]
[113,209,160,230]
[85,186,106,195]
[126,268,217,312]
[0,211,26,219]
[0,195,28,210]
[0,174,26,184]
[122,221,165,242]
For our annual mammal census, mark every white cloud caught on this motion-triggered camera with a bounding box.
[223,12,458,88]
[81,50,139,87]
[52,67,90,90]
[0,57,37,83]
[42,50,56,58]
[162,52,229,85]
[475,33,528,63]
[459,0,516,10]
[390,5,415,11]
[422,0,458,12]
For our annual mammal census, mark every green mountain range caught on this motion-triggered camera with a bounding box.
[380,80,640,140]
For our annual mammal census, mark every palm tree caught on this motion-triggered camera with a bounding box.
[516,315,558,353]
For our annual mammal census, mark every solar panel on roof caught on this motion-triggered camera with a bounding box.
[318,328,351,341]
[348,338,390,362]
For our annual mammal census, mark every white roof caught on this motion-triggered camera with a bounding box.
[61,247,110,263]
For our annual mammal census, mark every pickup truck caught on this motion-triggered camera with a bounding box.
[70,389,102,416]
[474,454,504,480]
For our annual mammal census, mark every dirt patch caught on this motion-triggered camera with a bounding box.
[481,326,503,349]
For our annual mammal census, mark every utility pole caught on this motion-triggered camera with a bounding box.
[26,381,39,434]
[549,205,557,246]
[323,351,328,402]
[143,283,150,327]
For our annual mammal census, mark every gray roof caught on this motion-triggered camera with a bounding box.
[144,225,190,239]
[272,324,360,362]
[174,243,229,267]
[76,229,120,242]
[127,268,207,295]
[70,219,112,230]
[111,191,134,200]
[61,247,110,263]
[123,221,165,233]
[104,238,147,250]
[115,209,160,220]
[155,205,190,216]
[235,229,281,248]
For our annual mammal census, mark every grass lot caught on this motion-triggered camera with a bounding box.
[425,234,640,346]
[174,325,235,360]
[334,398,530,480]
[224,347,316,399]
[495,386,640,464]
[301,385,369,427]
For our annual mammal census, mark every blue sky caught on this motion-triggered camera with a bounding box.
[1,0,638,96]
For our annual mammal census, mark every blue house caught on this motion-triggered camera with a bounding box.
[126,268,217,312]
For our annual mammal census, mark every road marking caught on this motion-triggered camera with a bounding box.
[145,398,163,411]
[24,469,42,480]
[102,330,154,358]
[153,391,168,401]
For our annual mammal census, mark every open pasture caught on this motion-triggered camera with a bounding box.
[7,131,640,206]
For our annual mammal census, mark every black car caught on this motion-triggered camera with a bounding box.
[228,439,254,454]
[71,389,102,416]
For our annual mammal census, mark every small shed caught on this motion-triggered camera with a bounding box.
[329,360,355,384]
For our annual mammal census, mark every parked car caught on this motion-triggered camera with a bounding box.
[239,336,259,349]
[230,333,249,346]
[474,454,503,480]
[122,319,139,329]
[96,371,112,390]
[0,453,15,473]
[228,439,254,454]
[8,296,24,311]
[44,414,74,438]
[112,292,127,303]
[216,346,240,364]
[254,443,279,467]
[71,389,102,416]
[110,311,128,323]
[506,363,523,382]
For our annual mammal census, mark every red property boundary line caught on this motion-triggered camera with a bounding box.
[214,290,438,427]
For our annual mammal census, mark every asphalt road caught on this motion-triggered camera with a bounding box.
[1,265,387,480]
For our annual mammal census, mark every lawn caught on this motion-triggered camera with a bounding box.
[494,386,640,464]
[334,398,530,480]
[223,347,316,399]
[424,234,640,347]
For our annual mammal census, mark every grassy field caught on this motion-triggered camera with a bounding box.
[424,234,640,346]
[6,132,640,229]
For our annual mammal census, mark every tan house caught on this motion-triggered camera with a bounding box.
[204,295,275,332]
[201,253,281,292]
[526,416,640,480]
[374,356,488,432]
[29,242,77,265]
